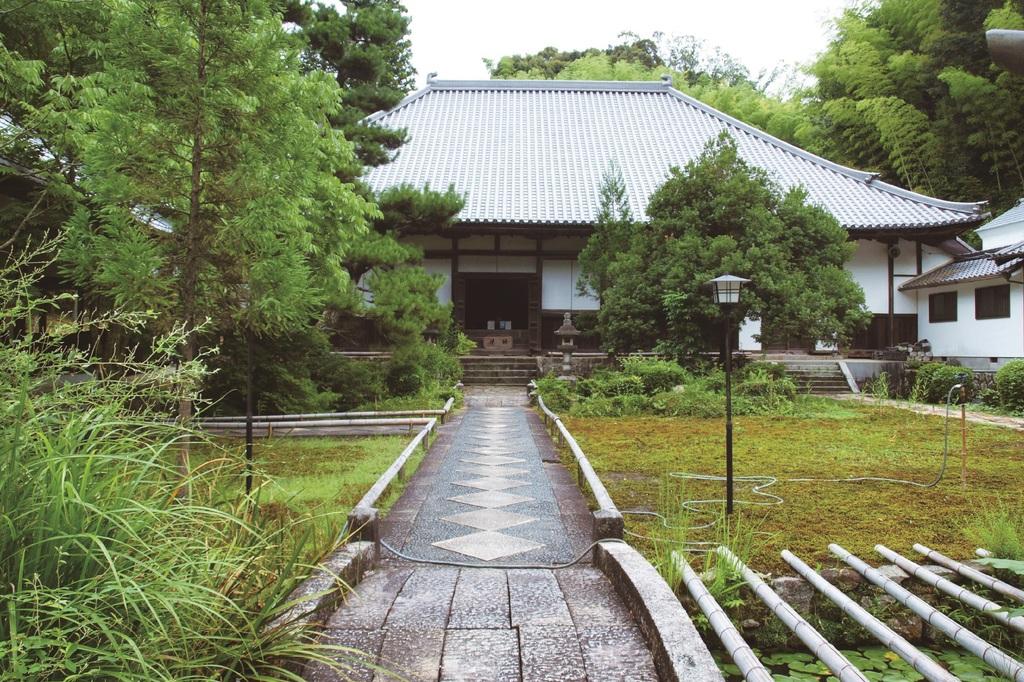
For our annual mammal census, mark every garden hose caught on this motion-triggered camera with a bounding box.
[621,383,964,552]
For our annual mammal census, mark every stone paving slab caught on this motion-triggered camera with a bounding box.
[508,569,574,627]
[577,626,661,682]
[439,629,520,681]
[383,567,459,628]
[303,628,383,682]
[518,626,588,682]
[448,569,510,629]
[376,627,445,681]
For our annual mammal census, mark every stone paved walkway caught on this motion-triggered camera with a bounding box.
[304,387,660,682]
[834,394,1024,431]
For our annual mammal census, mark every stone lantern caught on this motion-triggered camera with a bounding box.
[554,312,580,380]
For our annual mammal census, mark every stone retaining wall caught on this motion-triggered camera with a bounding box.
[536,354,617,377]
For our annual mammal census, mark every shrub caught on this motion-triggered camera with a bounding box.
[913,362,974,403]
[620,356,689,394]
[534,374,574,412]
[735,367,797,402]
[568,394,653,417]
[578,371,645,398]
[737,361,786,382]
[651,388,726,418]
[995,360,1024,414]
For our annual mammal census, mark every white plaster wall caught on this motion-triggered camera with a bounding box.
[921,243,952,271]
[978,218,1024,249]
[916,281,1024,358]
[846,239,917,314]
[542,259,600,311]
[846,240,889,313]
[738,318,762,351]
[422,258,452,304]
[458,255,536,273]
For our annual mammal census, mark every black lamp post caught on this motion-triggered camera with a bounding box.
[707,274,750,516]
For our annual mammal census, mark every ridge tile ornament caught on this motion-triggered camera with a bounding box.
[432,531,544,561]
[442,508,536,532]
[447,491,535,509]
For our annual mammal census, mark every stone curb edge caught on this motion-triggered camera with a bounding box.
[265,540,377,634]
[595,541,725,682]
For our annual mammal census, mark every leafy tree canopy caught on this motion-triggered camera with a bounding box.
[586,135,869,357]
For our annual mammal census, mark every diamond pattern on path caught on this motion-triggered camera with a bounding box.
[461,455,524,466]
[442,508,536,531]
[453,477,531,492]
[456,465,529,478]
[448,491,534,508]
[433,531,544,561]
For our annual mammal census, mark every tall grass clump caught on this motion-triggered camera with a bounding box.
[966,502,1024,561]
[0,249,347,680]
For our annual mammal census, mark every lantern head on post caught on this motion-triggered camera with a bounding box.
[553,312,580,381]
[707,274,750,306]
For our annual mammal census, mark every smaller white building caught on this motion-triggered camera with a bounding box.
[900,199,1024,368]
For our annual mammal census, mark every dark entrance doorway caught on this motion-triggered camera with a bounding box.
[464,276,529,330]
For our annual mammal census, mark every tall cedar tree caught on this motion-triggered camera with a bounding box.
[589,135,869,357]
[61,0,376,474]
[286,0,464,345]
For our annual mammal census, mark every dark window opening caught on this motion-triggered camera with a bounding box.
[975,284,1010,320]
[464,277,529,330]
[929,291,958,323]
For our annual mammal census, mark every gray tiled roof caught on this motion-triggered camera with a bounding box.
[977,198,1024,234]
[994,239,1024,262]
[364,79,987,231]
[900,249,1023,290]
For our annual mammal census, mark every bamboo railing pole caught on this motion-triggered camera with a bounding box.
[675,552,774,682]
[832,544,1024,682]
[783,550,957,682]
[876,545,1024,634]
[914,543,1024,604]
[717,547,868,682]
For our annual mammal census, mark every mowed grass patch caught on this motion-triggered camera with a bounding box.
[564,400,1024,573]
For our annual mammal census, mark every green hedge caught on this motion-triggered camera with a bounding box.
[913,362,974,404]
[995,360,1024,414]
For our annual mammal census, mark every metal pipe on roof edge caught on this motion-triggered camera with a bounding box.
[876,545,1024,634]
[716,547,869,682]
[781,550,957,682]
[674,552,774,682]
[831,543,1024,682]
[914,543,1024,604]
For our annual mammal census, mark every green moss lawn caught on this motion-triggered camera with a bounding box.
[564,399,1024,573]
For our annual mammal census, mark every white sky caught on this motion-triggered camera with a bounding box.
[402,0,855,88]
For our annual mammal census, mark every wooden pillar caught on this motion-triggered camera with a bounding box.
[452,238,465,328]
[887,242,895,347]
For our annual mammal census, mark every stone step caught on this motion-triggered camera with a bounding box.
[464,372,537,379]
[461,376,534,386]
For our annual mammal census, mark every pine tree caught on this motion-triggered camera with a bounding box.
[285,0,414,171]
